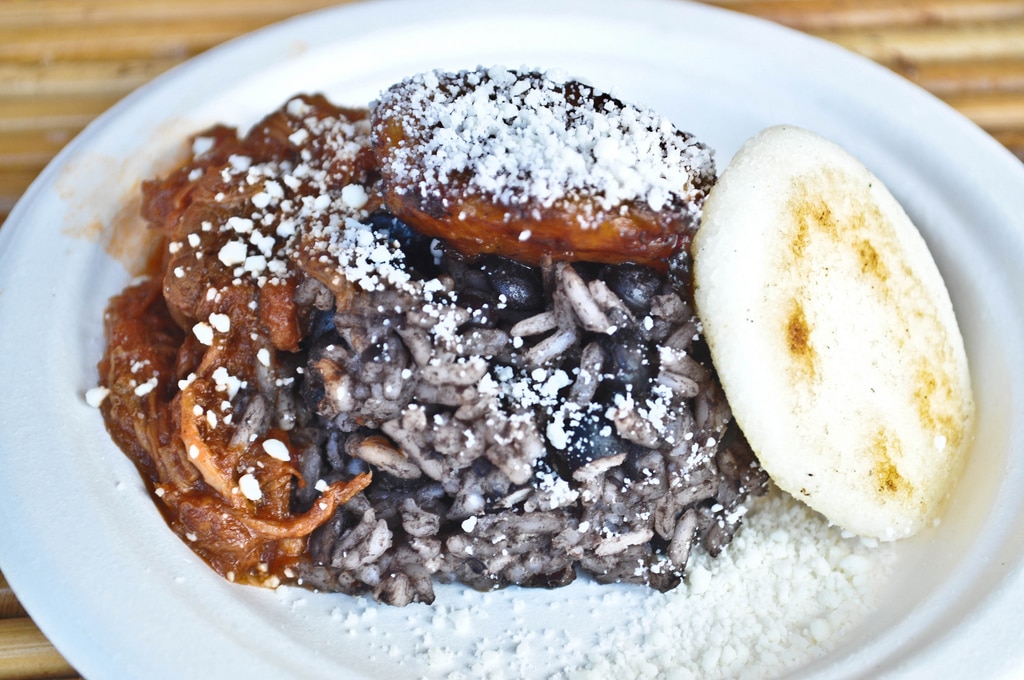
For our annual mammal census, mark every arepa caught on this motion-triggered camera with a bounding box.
[692,125,974,540]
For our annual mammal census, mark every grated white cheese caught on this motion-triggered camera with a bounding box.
[218,240,248,267]
[133,376,159,397]
[308,489,894,679]
[561,489,895,679]
[191,136,214,158]
[192,322,214,346]
[238,473,262,501]
[208,313,230,334]
[84,386,110,408]
[211,366,242,400]
[340,183,369,209]
[377,67,713,214]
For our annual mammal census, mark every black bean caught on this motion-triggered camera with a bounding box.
[484,256,544,311]
[603,263,663,315]
[465,557,488,574]
[596,329,657,398]
[559,407,625,471]
[439,246,468,282]
[568,261,604,282]
[522,566,576,588]
[532,455,568,487]
[305,307,336,344]
[298,359,327,412]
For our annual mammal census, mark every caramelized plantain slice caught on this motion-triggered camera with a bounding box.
[371,67,715,270]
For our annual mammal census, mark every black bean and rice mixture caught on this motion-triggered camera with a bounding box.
[94,67,768,608]
[295,221,767,604]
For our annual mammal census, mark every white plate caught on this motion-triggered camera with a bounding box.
[2,0,1024,678]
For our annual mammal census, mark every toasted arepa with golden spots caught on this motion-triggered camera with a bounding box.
[692,125,974,540]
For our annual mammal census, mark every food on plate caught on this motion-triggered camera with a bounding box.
[692,125,974,540]
[95,68,769,605]
[372,67,714,269]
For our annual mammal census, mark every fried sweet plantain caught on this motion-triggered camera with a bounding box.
[371,67,715,270]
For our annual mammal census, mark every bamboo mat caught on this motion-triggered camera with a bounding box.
[2,0,1023,677]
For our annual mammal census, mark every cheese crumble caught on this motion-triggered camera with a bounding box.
[313,489,894,680]
[376,66,713,213]
[238,473,262,501]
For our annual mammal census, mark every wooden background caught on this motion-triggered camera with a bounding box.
[2,0,1023,676]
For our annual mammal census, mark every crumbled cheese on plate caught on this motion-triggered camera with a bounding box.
[273,488,893,679]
